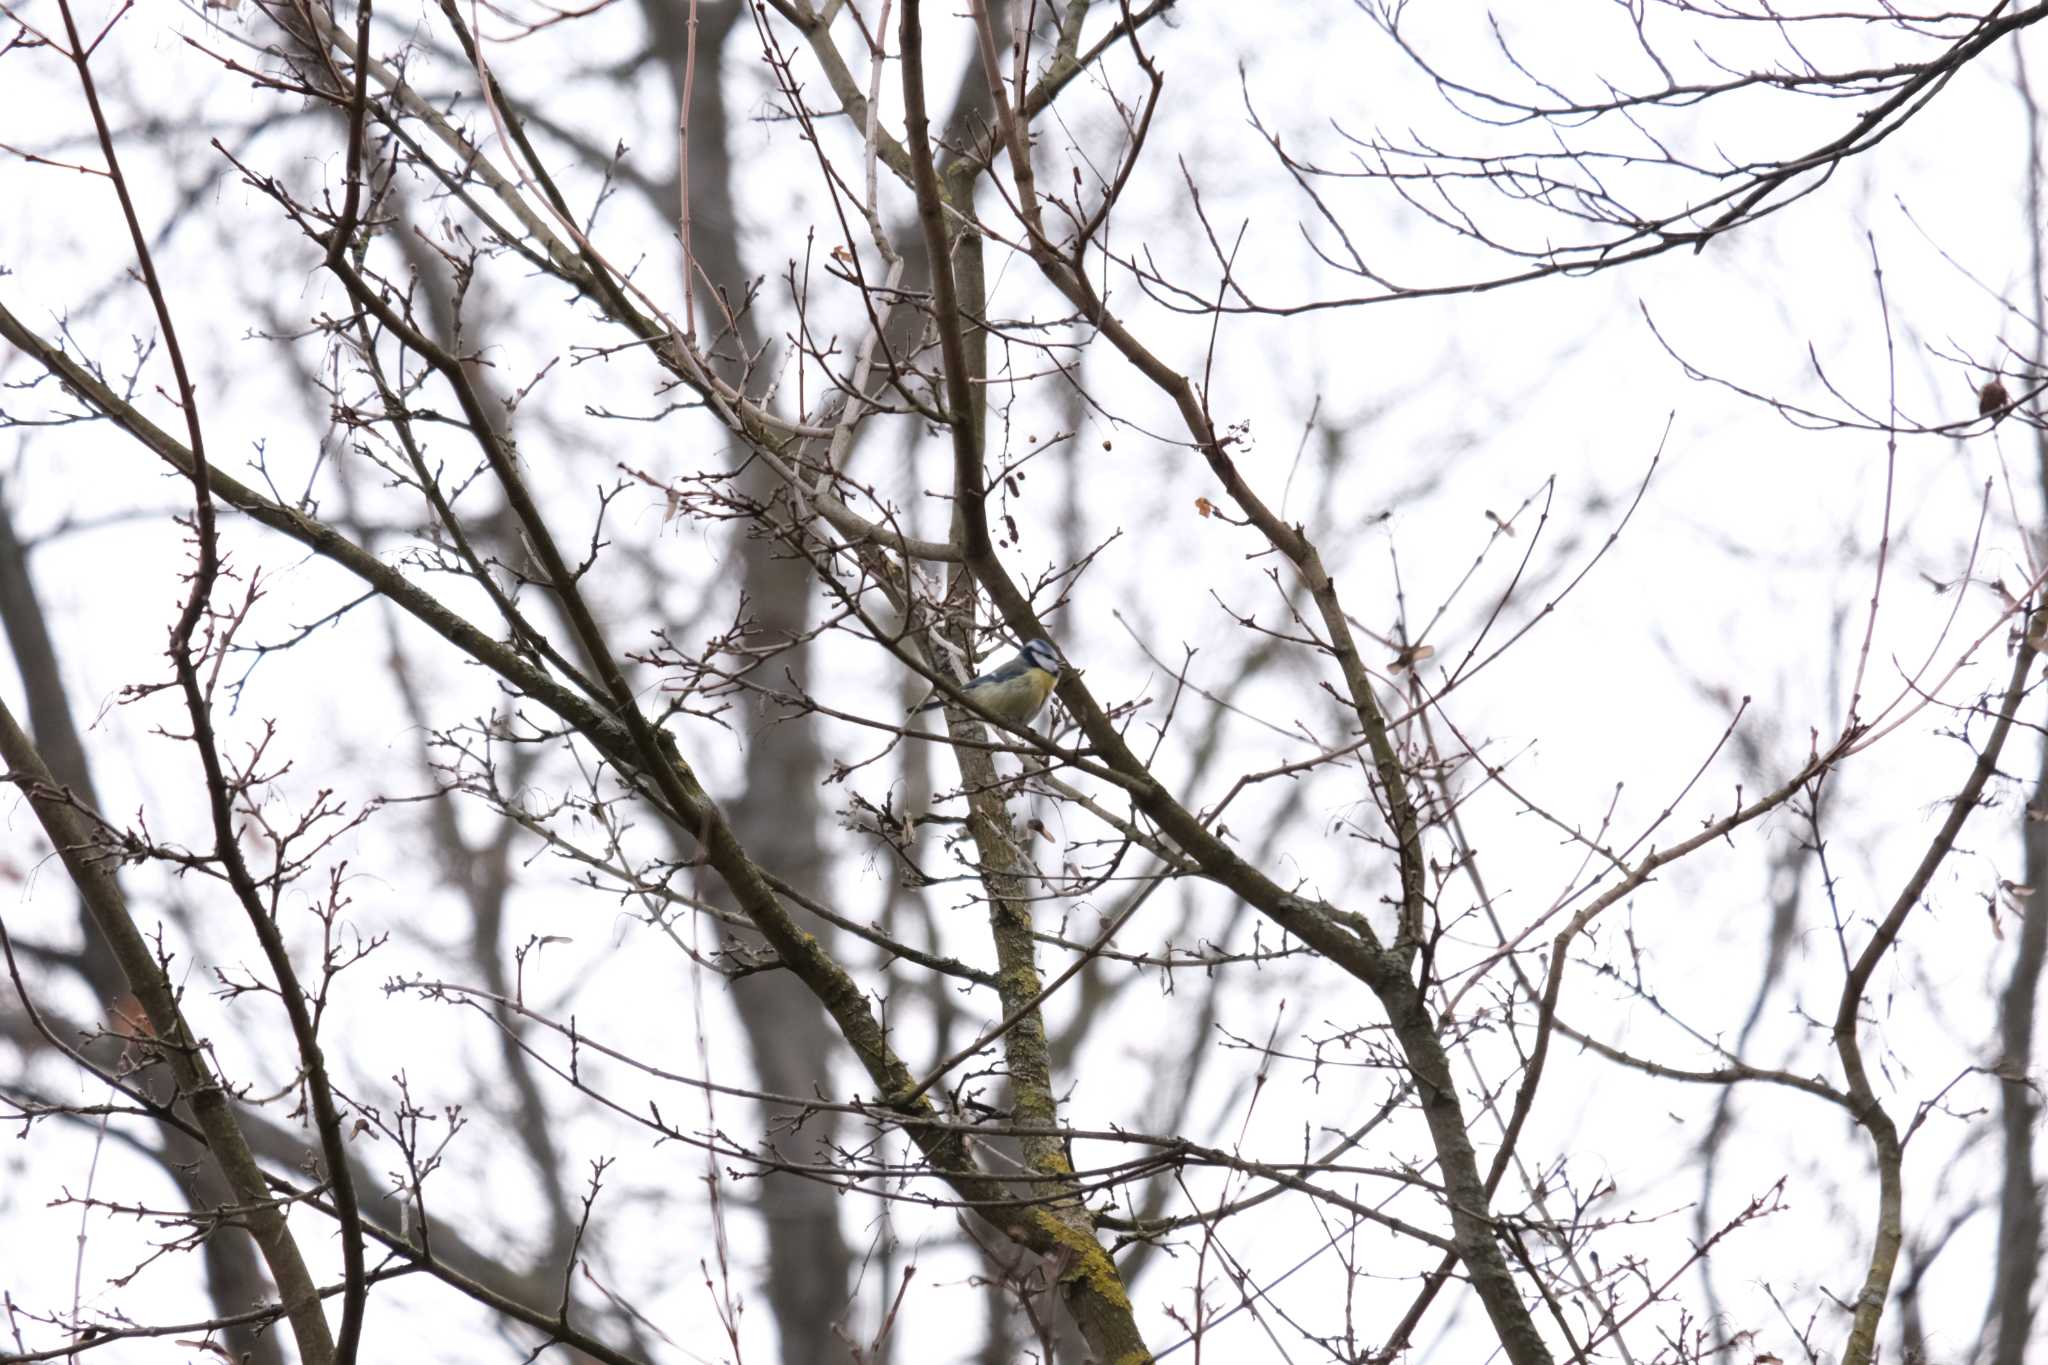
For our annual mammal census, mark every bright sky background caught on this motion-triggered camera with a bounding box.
[3,3,2045,1362]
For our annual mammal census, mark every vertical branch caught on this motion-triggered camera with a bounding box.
[1836,614,2041,1365]
[644,5,861,1352]
[0,701,337,1365]
[0,488,289,1365]
[899,4,1153,1361]
[48,0,365,1356]
[676,0,700,342]
[1987,42,2048,1365]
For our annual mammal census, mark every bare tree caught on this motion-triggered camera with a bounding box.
[3,3,2048,1363]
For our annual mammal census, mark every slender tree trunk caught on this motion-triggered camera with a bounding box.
[635,6,855,1354]
[1989,47,2048,1365]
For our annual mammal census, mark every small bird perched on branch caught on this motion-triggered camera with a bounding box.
[911,638,1063,728]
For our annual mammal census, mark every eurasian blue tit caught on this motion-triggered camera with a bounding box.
[911,638,1063,727]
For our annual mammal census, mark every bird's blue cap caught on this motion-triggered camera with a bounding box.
[1021,638,1062,674]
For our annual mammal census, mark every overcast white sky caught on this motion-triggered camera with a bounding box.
[3,3,2046,1362]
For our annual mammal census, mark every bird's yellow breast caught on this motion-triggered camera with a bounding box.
[983,666,1057,724]
[1018,666,1056,712]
